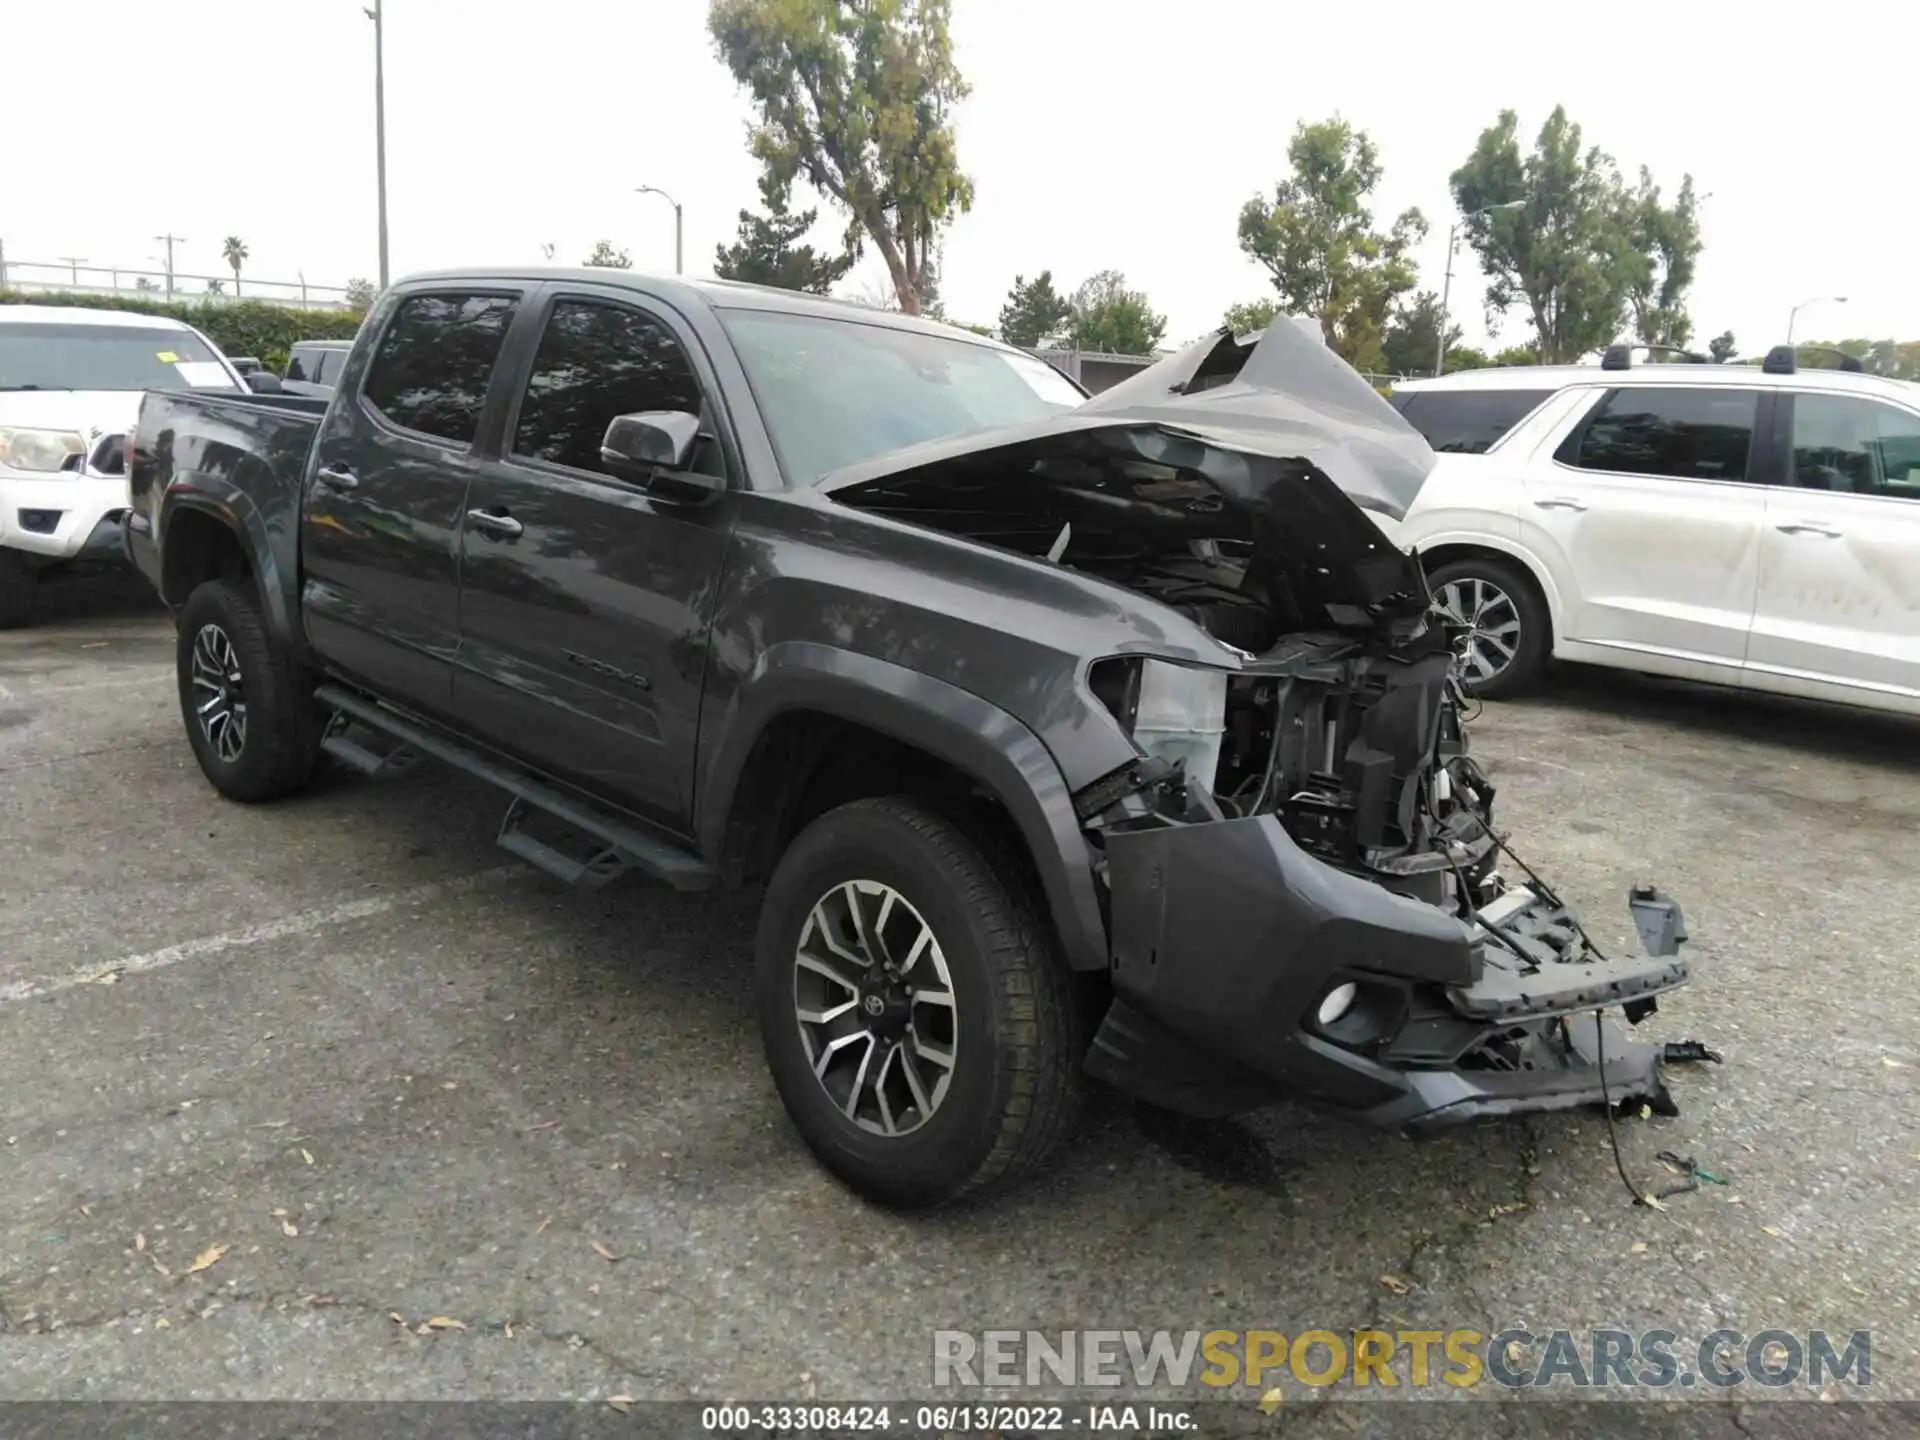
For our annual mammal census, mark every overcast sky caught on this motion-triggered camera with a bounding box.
[10,0,1914,358]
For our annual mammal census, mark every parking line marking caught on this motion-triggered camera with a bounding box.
[0,864,529,1006]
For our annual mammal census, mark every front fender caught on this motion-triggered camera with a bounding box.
[698,640,1109,972]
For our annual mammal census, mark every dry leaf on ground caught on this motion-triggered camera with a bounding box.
[591,1240,623,1263]
[607,1396,635,1414]
[1258,1388,1283,1414]
[186,1243,229,1275]
[426,1316,467,1331]
[1378,1273,1411,1295]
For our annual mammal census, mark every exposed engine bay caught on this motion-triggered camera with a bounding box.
[825,321,1698,1134]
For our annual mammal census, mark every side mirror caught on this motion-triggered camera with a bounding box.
[245,371,285,394]
[600,410,723,504]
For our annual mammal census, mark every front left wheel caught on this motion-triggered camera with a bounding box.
[754,797,1085,1209]
[176,578,321,802]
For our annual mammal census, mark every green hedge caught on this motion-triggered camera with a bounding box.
[0,291,363,375]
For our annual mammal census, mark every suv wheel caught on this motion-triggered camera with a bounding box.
[755,797,1084,1208]
[1426,555,1550,698]
[0,552,35,630]
[176,578,321,802]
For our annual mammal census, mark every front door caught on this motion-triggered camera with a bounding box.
[1522,384,1768,678]
[301,289,521,717]
[452,287,738,831]
[1747,389,1920,707]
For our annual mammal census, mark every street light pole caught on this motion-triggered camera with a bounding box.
[1435,200,1526,377]
[635,186,683,274]
[1787,294,1847,346]
[366,0,390,291]
[57,256,89,288]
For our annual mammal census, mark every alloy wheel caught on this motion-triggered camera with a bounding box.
[189,622,248,763]
[792,879,957,1137]
[1436,576,1524,687]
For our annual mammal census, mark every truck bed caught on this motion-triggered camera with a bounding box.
[125,388,331,623]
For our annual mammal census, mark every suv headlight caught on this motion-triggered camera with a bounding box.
[0,427,88,473]
[1089,655,1230,795]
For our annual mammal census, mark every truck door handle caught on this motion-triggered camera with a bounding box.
[465,508,523,539]
[1775,520,1841,538]
[315,465,358,491]
[1532,496,1588,512]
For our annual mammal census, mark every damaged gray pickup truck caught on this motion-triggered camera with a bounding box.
[126,271,1693,1207]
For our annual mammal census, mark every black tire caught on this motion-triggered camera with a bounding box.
[0,552,35,630]
[1425,554,1551,698]
[176,578,321,802]
[755,796,1085,1208]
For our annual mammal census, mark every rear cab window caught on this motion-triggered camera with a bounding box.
[360,293,518,445]
[1390,388,1555,454]
[1556,386,1761,483]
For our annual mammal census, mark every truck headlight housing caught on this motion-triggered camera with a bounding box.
[0,427,88,474]
[1088,655,1231,795]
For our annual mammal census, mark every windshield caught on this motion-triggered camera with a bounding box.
[0,322,236,392]
[720,309,1082,483]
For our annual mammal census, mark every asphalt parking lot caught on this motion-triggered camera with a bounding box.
[2,575,1916,1433]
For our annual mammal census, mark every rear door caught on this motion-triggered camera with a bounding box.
[1521,384,1769,678]
[1746,389,1920,708]
[301,288,522,717]
[451,284,739,830]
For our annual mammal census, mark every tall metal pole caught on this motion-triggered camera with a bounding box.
[1434,200,1526,376]
[635,187,683,275]
[1787,295,1846,346]
[367,1,390,291]
[1434,223,1458,380]
[154,234,184,299]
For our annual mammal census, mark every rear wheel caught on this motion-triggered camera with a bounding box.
[1426,555,1550,698]
[176,578,320,801]
[0,552,35,630]
[755,797,1084,1208]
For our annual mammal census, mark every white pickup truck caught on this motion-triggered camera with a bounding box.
[0,304,253,626]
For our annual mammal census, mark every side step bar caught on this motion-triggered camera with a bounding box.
[314,684,714,892]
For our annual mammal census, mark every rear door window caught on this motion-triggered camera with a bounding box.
[1558,387,1761,483]
[286,346,320,382]
[1392,389,1554,454]
[1789,393,1920,500]
[361,293,518,444]
[315,348,350,385]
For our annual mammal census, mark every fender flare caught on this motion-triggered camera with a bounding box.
[698,641,1110,972]
[160,476,303,655]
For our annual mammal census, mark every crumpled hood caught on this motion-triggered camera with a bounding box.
[820,320,1438,635]
[1073,320,1437,522]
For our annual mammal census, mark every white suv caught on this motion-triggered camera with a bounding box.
[0,305,250,627]
[1393,347,1920,717]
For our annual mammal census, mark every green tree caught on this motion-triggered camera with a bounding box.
[713,195,855,293]
[222,236,249,297]
[1068,271,1166,355]
[1450,106,1641,364]
[1492,343,1540,367]
[1379,290,1463,377]
[997,271,1075,349]
[1236,117,1426,372]
[583,240,632,269]
[1621,168,1701,349]
[1441,344,1494,372]
[1708,329,1737,364]
[344,277,377,315]
[708,0,972,316]
[204,278,225,296]
[1223,298,1279,336]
